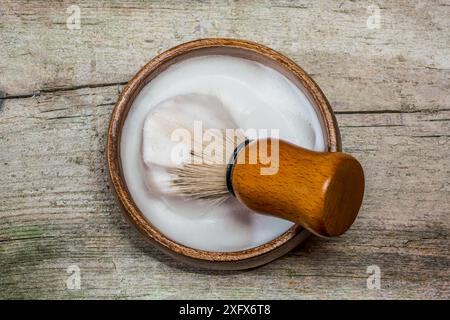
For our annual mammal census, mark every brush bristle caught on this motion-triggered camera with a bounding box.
[169,129,246,204]
[168,163,229,201]
[148,111,246,204]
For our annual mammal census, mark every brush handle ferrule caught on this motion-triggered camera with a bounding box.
[226,138,250,196]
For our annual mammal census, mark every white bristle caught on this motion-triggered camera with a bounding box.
[168,128,246,203]
[142,95,246,205]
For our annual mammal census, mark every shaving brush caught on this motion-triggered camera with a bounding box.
[143,95,365,237]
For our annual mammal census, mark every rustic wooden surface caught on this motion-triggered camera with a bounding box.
[0,0,449,299]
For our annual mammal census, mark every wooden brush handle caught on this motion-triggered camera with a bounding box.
[231,138,365,237]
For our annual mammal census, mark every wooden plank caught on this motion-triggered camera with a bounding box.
[0,0,449,299]
[0,86,448,299]
[0,0,449,112]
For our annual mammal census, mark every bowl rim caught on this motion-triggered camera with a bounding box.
[107,38,341,267]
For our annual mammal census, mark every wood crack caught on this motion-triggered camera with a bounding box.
[0,235,56,244]
[39,107,70,114]
[341,124,403,128]
[45,114,94,121]
[412,134,450,138]
[335,109,444,115]
[0,81,127,101]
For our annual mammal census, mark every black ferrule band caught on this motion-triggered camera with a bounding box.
[226,138,250,196]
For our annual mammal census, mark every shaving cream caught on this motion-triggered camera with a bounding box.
[121,55,325,252]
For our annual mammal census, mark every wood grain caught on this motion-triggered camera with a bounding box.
[232,139,364,237]
[0,0,449,299]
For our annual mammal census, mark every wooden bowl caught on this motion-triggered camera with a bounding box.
[107,38,341,270]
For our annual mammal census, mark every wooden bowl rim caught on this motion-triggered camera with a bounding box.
[107,38,341,265]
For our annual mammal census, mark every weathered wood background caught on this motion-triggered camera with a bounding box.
[0,0,449,299]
